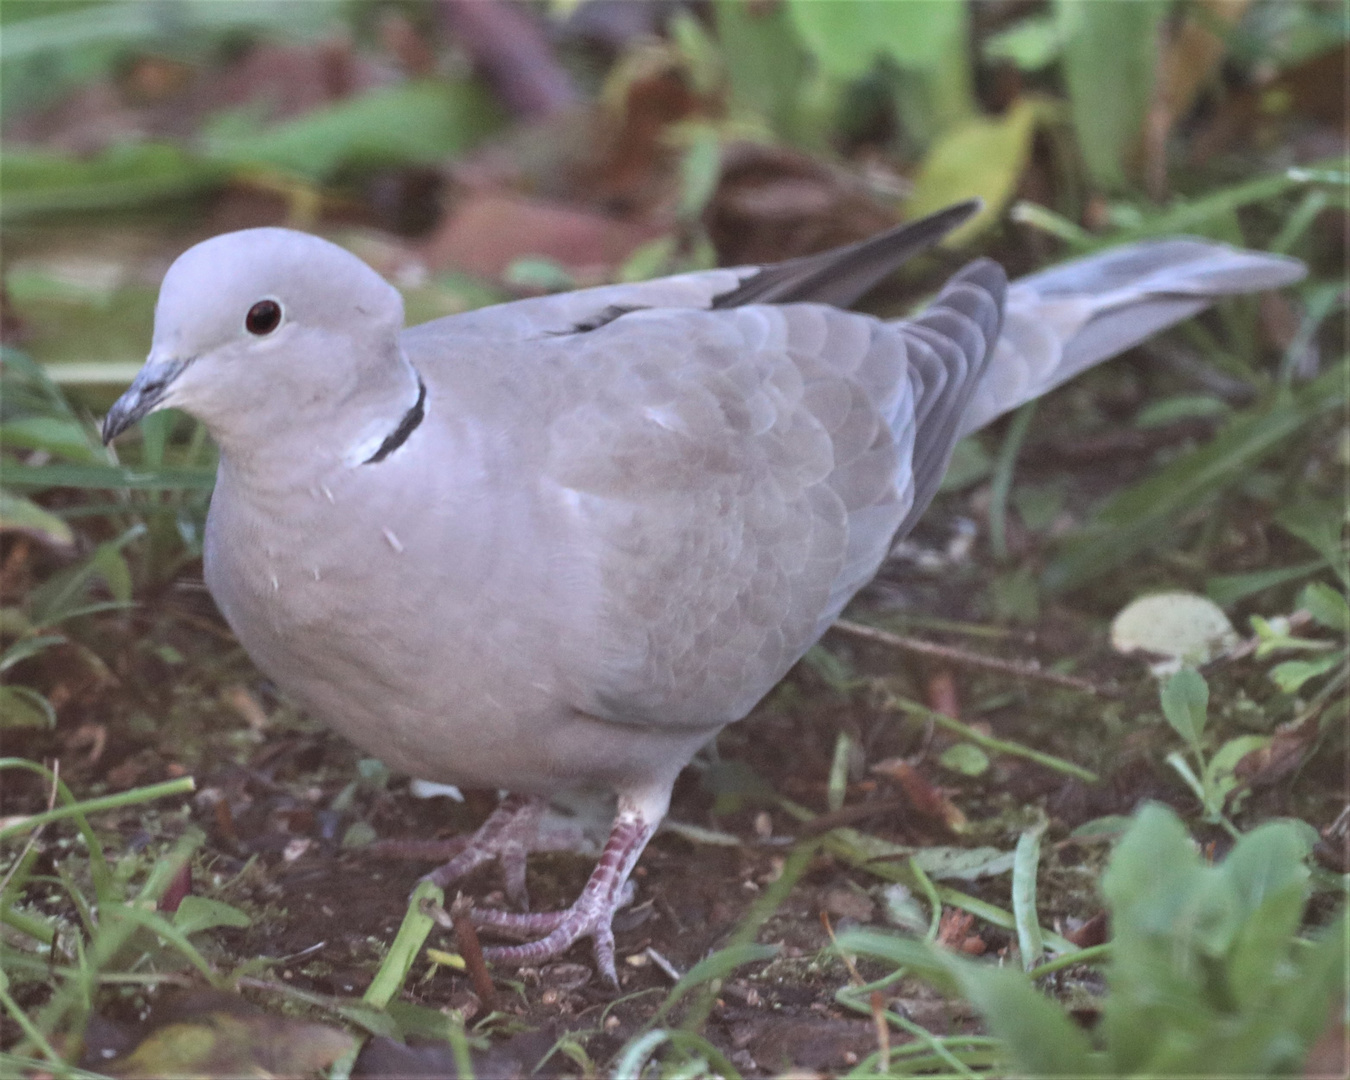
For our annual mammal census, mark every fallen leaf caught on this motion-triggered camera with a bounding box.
[906,96,1059,243]
[104,994,354,1079]
[421,190,667,282]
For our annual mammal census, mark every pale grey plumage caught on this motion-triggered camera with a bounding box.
[103,205,1305,981]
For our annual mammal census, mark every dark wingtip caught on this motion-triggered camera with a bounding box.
[711,198,986,311]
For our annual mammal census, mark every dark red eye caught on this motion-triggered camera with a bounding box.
[245,299,282,336]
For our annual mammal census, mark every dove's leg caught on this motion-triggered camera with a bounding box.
[474,798,659,985]
[422,794,588,909]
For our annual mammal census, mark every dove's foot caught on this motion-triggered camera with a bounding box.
[422,794,587,909]
[474,806,656,985]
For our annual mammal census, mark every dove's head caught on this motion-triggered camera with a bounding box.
[103,228,408,455]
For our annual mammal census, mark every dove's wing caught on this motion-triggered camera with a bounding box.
[534,261,1004,731]
[432,200,980,342]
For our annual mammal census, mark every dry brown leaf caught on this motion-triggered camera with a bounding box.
[421,190,666,281]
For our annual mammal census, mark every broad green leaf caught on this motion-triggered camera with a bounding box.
[0,0,341,62]
[786,0,974,137]
[0,143,224,222]
[1160,668,1208,749]
[203,80,504,182]
[1221,819,1311,918]
[912,845,1016,881]
[1101,803,1204,929]
[1056,0,1168,191]
[786,0,965,77]
[950,962,1098,1075]
[983,13,1062,70]
[1269,655,1341,694]
[1299,581,1350,632]
[839,926,1099,1074]
[713,0,809,140]
[907,96,1057,242]
[172,896,252,937]
[938,742,990,776]
[1202,734,1271,810]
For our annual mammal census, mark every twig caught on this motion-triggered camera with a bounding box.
[450,893,497,1012]
[879,691,1100,783]
[834,619,1117,697]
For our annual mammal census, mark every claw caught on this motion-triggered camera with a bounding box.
[476,808,656,985]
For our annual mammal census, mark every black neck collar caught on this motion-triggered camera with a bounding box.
[363,374,426,464]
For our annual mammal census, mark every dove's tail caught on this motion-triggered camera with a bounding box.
[957,239,1307,438]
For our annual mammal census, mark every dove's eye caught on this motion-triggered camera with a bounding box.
[245,299,283,336]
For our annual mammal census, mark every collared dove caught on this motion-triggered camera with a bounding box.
[104,200,1304,984]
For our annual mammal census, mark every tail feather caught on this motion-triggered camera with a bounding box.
[958,239,1306,437]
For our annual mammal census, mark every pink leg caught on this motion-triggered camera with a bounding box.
[477,805,657,985]
[422,794,584,908]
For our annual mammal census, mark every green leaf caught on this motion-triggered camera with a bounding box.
[983,13,1062,70]
[1160,668,1208,750]
[787,0,965,78]
[1056,0,1168,191]
[1299,581,1350,633]
[1134,394,1230,429]
[363,880,441,1010]
[907,96,1056,242]
[1,461,216,491]
[0,633,65,673]
[1277,499,1349,589]
[1221,819,1311,921]
[1207,560,1328,607]
[1012,822,1046,970]
[961,964,1100,1074]
[172,896,252,937]
[1202,734,1271,811]
[0,416,102,461]
[203,80,504,182]
[1269,655,1341,694]
[0,490,72,547]
[0,143,225,222]
[0,685,56,729]
[938,742,990,777]
[1101,803,1205,929]
[713,0,810,140]
[785,0,974,138]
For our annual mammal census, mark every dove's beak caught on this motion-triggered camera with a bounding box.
[102,357,188,444]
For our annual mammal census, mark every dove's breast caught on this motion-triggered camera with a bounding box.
[200,387,708,796]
